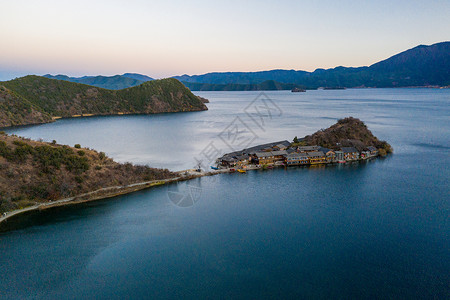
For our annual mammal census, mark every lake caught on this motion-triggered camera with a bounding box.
[1,89,449,299]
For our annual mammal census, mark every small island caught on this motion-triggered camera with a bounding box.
[217,117,392,170]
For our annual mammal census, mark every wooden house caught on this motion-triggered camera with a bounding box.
[255,152,275,165]
[307,151,326,164]
[271,150,288,162]
[341,147,359,161]
[285,153,309,165]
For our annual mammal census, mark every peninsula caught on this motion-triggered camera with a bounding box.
[0,76,208,128]
[217,117,393,169]
[0,117,392,229]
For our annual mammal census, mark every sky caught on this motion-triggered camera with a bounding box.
[0,0,449,80]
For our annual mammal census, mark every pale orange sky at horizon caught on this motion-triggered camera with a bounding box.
[1,0,449,80]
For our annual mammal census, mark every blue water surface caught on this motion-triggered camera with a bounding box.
[1,88,449,299]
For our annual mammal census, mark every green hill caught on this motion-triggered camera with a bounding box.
[300,117,393,154]
[0,76,208,127]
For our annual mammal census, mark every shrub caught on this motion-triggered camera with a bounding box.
[77,150,85,156]
[74,144,81,148]
[99,152,106,160]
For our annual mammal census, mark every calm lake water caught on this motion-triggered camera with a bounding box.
[1,89,449,299]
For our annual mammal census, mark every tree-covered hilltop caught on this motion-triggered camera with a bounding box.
[0,76,208,127]
[296,117,393,155]
[0,133,176,213]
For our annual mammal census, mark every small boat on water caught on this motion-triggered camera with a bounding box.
[210,166,219,170]
[237,169,246,173]
[229,168,236,172]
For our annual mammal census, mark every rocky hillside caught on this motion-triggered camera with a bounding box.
[0,76,208,127]
[0,133,176,213]
[300,117,393,154]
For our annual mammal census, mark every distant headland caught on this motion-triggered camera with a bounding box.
[0,76,208,128]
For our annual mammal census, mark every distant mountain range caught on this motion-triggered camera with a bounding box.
[43,73,154,90]
[174,41,450,89]
[0,76,207,127]
[41,41,449,91]
[182,80,308,91]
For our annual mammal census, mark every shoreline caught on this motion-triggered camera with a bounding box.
[0,168,229,228]
[0,109,208,131]
[0,157,383,230]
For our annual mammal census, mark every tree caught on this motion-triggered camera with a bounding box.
[293,136,299,143]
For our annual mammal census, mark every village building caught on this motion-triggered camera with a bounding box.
[255,152,275,165]
[297,145,320,152]
[217,139,380,170]
[235,154,250,166]
[285,153,309,165]
[334,150,344,162]
[325,150,335,163]
[220,156,238,167]
[307,151,326,164]
[273,143,288,151]
[271,150,288,163]
[286,148,296,154]
[341,147,359,161]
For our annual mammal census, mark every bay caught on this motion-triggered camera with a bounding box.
[1,88,449,299]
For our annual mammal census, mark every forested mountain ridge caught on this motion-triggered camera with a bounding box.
[0,76,207,127]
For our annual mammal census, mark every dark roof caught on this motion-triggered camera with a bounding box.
[255,152,273,158]
[271,150,288,156]
[286,148,296,154]
[221,156,237,162]
[307,151,325,157]
[367,146,377,152]
[298,145,320,152]
[319,147,331,153]
[341,147,358,153]
[274,144,287,149]
[286,153,309,159]
[235,154,249,160]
